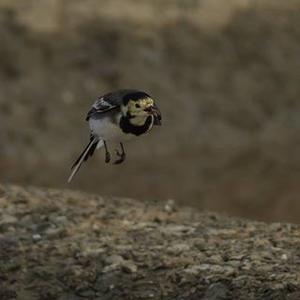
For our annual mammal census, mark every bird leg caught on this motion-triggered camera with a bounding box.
[103,141,111,163]
[114,142,126,164]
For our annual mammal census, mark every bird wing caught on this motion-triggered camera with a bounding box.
[85,89,143,121]
[86,95,119,121]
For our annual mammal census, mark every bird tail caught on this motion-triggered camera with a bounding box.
[68,137,103,183]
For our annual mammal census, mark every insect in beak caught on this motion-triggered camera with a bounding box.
[144,106,161,125]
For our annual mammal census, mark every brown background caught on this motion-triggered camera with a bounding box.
[0,0,300,222]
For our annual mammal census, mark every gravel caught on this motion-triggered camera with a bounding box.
[1,184,300,299]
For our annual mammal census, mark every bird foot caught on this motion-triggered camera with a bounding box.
[105,151,111,163]
[114,149,126,164]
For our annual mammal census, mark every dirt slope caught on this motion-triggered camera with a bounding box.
[1,184,300,299]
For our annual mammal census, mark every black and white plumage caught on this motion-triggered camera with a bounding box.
[68,89,161,182]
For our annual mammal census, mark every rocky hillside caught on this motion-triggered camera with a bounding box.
[1,184,300,299]
[0,0,300,222]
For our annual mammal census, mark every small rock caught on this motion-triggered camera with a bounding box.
[116,245,133,252]
[104,255,125,265]
[121,261,138,273]
[184,265,203,275]
[186,264,224,274]
[161,225,195,236]
[76,288,96,298]
[45,227,66,239]
[164,199,176,213]
[209,255,223,264]
[241,262,251,271]
[210,265,225,273]
[103,255,137,274]
[223,266,235,276]
[249,254,263,262]
[167,243,190,255]
[254,239,270,247]
[103,264,119,273]
[226,260,241,268]
[199,264,211,271]
[80,248,105,258]
[203,282,230,300]
[0,236,19,255]
[32,234,42,241]
[92,223,100,231]
[53,216,68,225]
[270,223,283,231]
[0,215,17,225]
[230,254,246,261]
[207,228,236,236]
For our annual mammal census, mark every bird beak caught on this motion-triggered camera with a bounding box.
[144,106,161,125]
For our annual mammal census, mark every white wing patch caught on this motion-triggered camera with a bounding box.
[93,97,114,110]
[86,97,118,120]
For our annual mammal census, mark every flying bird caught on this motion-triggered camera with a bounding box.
[68,89,162,182]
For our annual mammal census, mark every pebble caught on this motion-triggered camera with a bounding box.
[203,282,230,300]
[184,264,214,275]
[166,243,190,255]
[0,215,17,225]
[103,255,137,274]
[164,199,176,213]
[80,248,105,258]
[184,265,203,275]
[32,234,42,241]
[121,261,138,273]
[161,225,195,236]
[45,227,66,239]
[52,216,68,225]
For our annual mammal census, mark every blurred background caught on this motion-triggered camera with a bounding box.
[0,0,300,222]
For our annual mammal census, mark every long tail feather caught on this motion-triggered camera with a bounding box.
[68,137,100,183]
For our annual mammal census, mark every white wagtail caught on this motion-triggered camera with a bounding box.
[68,89,162,182]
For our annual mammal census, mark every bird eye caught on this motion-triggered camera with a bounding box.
[135,103,141,108]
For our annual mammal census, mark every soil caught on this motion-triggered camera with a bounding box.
[1,184,300,300]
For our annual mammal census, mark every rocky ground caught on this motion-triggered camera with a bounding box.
[1,184,300,299]
[1,0,300,222]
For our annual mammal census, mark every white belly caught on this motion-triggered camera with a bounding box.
[89,117,131,141]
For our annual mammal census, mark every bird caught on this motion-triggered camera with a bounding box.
[68,89,162,182]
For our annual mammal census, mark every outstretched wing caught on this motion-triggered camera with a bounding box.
[86,96,119,121]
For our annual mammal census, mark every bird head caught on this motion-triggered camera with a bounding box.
[121,91,161,126]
